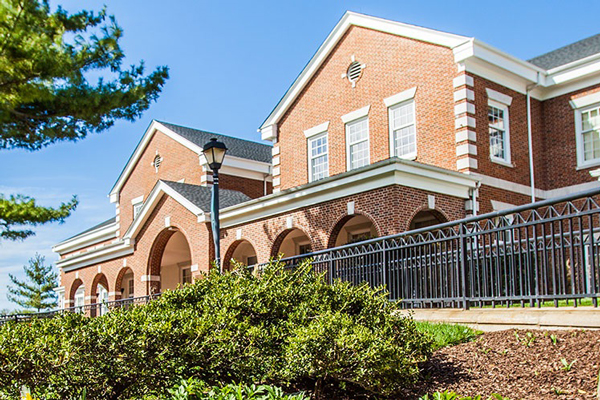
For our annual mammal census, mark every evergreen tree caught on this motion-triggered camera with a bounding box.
[7,253,57,311]
[0,0,169,240]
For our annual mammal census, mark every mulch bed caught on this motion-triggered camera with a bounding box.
[401,329,600,399]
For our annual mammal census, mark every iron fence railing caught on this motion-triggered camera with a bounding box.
[0,294,160,325]
[4,187,600,324]
[254,187,600,309]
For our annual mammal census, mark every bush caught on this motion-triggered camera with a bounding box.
[164,378,308,400]
[0,261,432,399]
[419,392,509,400]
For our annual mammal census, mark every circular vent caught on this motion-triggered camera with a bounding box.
[347,61,363,83]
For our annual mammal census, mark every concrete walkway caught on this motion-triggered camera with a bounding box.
[402,307,600,331]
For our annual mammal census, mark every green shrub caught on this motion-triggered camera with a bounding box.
[164,378,308,400]
[0,260,432,399]
[419,391,509,400]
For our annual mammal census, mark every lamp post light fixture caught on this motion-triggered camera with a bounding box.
[202,138,228,273]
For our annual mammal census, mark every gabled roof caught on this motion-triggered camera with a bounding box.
[162,181,251,211]
[529,34,600,70]
[109,120,271,202]
[158,122,271,163]
[259,11,470,137]
[62,217,116,242]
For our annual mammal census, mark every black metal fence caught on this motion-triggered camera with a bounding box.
[255,187,600,309]
[4,187,600,324]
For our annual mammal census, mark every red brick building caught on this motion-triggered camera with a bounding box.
[54,12,600,309]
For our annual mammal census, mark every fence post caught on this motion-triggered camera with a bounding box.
[381,241,388,299]
[459,222,470,310]
[328,254,334,284]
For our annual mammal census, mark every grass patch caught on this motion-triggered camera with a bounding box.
[415,321,482,350]
[475,297,595,308]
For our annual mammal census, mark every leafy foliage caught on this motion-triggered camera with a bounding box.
[165,378,308,400]
[0,193,77,240]
[0,0,169,150]
[419,391,510,400]
[7,253,57,311]
[0,261,432,399]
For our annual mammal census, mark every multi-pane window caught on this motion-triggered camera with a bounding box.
[581,106,600,162]
[346,117,370,170]
[181,267,192,285]
[389,100,416,158]
[128,279,134,298]
[299,244,312,255]
[488,103,510,163]
[308,133,328,182]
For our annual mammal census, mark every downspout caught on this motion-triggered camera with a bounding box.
[526,72,540,203]
[472,181,481,216]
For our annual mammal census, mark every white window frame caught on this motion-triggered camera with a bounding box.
[388,99,417,160]
[306,128,329,182]
[131,195,144,219]
[488,99,512,167]
[345,116,370,171]
[575,103,600,169]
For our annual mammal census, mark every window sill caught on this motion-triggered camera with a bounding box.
[490,158,514,168]
[576,160,600,170]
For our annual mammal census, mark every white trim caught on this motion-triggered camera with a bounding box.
[58,240,134,271]
[345,116,370,170]
[453,75,474,88]
[307,132,329,183]
[570,91,600,109]
[491,200,516,212]
[487,100,512,165]
[456,130,476,143]
[454,88,475,102]
[141,275,161,282]
[590,168,600,179]
[383,87,417,107]
[572,103,600,169]
[486,88,513,106]
[341,105,371,123]
[212,159,478,229]
[260,124,277,141]
[273,166,280,176]
[272,146,280,156]
[456,158,478,170]
[304,121,329,138]
[455,116,476,129]
[388,99,417,160]
[259,11,469,131]
[123,180,205,241]
[53,221,119,254]
[456,143,477,156]
[131,195,144,205]
[273,177,281,186]
[454,102,475,115]
[272,156,280,166]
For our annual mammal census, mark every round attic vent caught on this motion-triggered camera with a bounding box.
[347,61,363,82]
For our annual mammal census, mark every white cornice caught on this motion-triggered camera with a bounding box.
[57,241,134,272]
[53,221,119,254]
[211,159,479,228]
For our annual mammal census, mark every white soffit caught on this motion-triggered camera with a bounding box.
[259,11,470,131]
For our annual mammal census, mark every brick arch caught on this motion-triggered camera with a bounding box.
[115,267,134,299]
[91,273,109,297]
[146,226,192,294]
[327,211,382,249]
[69,278,84,302]
[270,227,313,258]
[223,238,258,271]
[405,206,450,232]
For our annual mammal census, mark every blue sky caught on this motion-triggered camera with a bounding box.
[0,0,597,310]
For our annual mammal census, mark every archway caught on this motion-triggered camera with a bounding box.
[408,209,447,231]
[91,273,109,316]
[224,240,258,270]
[271,228,312,258]
[328,214,378,248]
[149,229,192,293]
[115,267,135,299]
[70,279,84,313]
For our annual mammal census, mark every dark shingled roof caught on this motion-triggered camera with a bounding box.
[158,121,272,163]
[62,217,117,242]
[528,33,600,70]
[162,181,251,212]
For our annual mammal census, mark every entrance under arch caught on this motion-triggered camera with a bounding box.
[330,214,378,248]
[272,228,312,258]
[159,230,192,291]
[118,267,135,299]
[408,210,447,231]
[225,240,258,269]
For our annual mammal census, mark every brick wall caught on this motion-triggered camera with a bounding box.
[220,184,465,266]
[219,173,272,199]
[275,26,458,191]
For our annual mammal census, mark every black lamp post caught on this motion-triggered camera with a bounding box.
[202,138,228,272]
